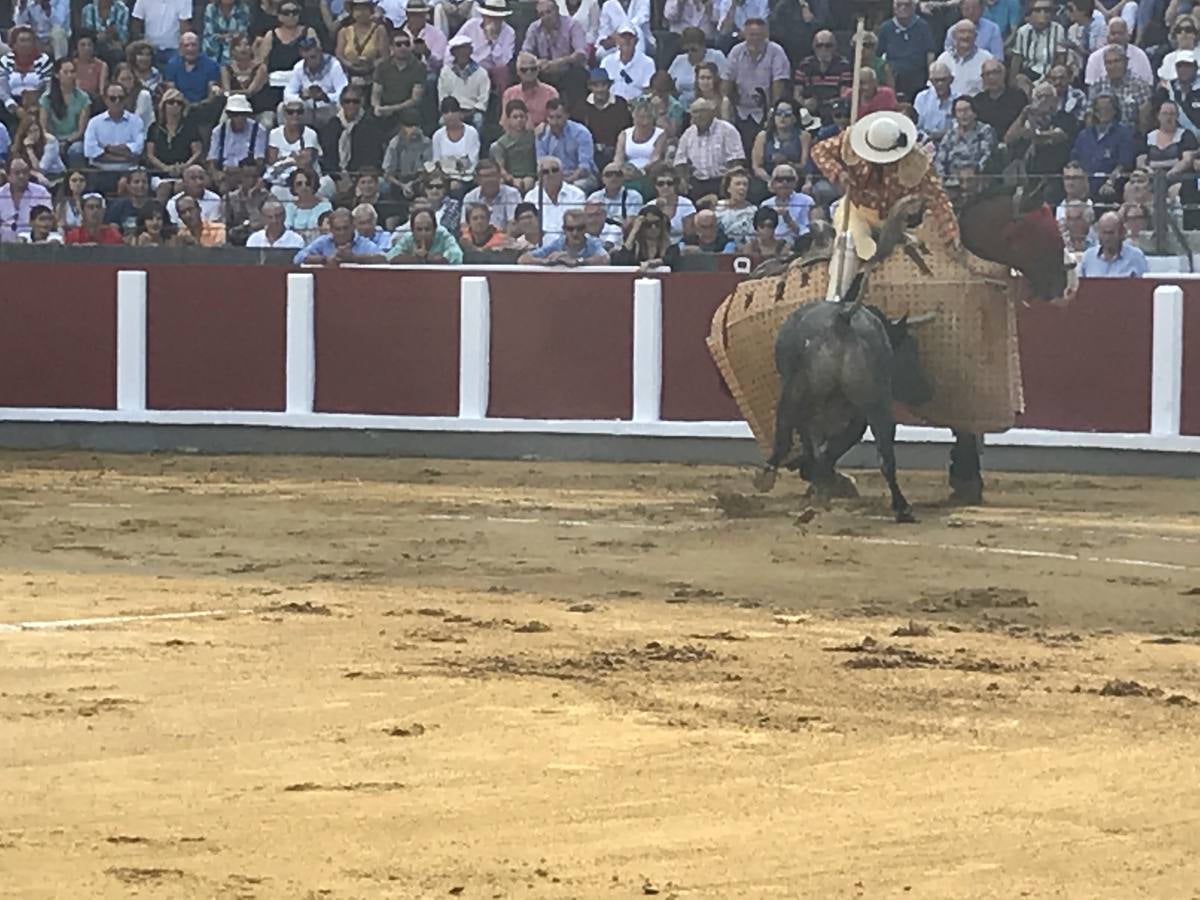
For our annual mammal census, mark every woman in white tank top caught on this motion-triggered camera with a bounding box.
[614,98,667,175]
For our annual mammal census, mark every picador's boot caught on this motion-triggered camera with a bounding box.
[948,432,984,505]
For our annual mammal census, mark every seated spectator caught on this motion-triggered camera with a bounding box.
[598,0,653,60]
[914,63,955,143]
[518,206,609,265]
[224,157,272,242]
[935,19,993,98]
[1006,82,1080,185]
[1056,161,1094,222]
[682,207,732,252]
[877,0,934,101]
[750,99,808,189]
[857,67,897,116]
[647,72,685,140]
[792,29,851,119]
[319,85,387,186]
[461,157,522,227]
[1158,15,1199,85]
[167,163,223,222]
[668,26,728,107]
[614,96,667,182]
[386,205,463,262]
[82,0,132,69]
[284,35,347,127]
[1070,92,1135,199]
[735,204,789,256]
[246,197,305,247]
[1077,209,1147,275]
[130,0,195,68]
[934,95,997,187]
[460,199,511,249]
[3,26,54,123]
[111,62,155,134]
[285,165,332,239]
[126,40,162,95]
[221,35,269,116]
[334,0,386,79]
[558,0,601,50]
[1140,99,1199,225]
[64,192,125,243]
[83,82,146,193]
[580,68,629,171]
[14,0,70,62]
[587,161,643,223]
[522,154,585,243]
[714,167,755,245]
[132,198,171,244]
[651,168,695,242]
[24,203,62,242]
[12,118,63,185]
[972,57,1025,138]
[491,98,537,191]
[207,94,268,186]
[727,18,789,151]
[146,88,203,197]
[759,163,811,241]
[510,199,542,248]
[370,23,426,132]
[202,0,252,67]
[675,97,746,198]
[609,202,679,268]
[420,170,461,232]
[72,29,108,98]
[535,97,596,192]
[352,169,402,226]
[693,61,733,122]
[433,0,478,44]
[1084,17,1152,86]
[1048,63,1089,122]
[1154,50,1200,134]
[431,96,481,185]
[1117,198,1151,244]
[1012,1,1067,86]
[257,2,318,115]
[54,167,87,228]
[1060,198,1097,252]
[583,197,622,248]
[600,22,654,103]
[105,166,153,230]
[1065,0,1106,78]
[0,157,52,240]
[39,59,90,165]
[296,205,386,262]
[713,0,768,53]
[1088,44,1152,131]
[521,0,588,110]
[663,0,714,44]
[457,0,516,94]
[938,0,1004,58]
[855,30,892,87]
[163,32,223,129]
[351,201,389,249]
[502,51,559,128]
[382,106,431,201]
[393,0,447,74]
[266,97,321,185]
[438,34,489,130]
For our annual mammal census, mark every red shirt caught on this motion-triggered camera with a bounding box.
[858,86,899,117]
[64,225,125,245]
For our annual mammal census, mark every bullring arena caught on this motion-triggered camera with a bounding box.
[1,263,1199,898]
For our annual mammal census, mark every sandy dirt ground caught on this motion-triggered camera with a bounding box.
[1,451,1199,900]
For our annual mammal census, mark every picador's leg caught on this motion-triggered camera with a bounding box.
[948,430,984,505]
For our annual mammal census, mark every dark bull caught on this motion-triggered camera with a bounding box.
[753,275,934,523]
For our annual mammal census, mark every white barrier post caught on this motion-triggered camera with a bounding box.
[1150,284,1184,437]
[116,270,147,412]
[459,276,491,419]
[632,277,663,423]
[286,273,316,414]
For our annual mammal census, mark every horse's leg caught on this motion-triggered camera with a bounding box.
[868,407,914,523]
[949,430,984,505]
[754,375,802,493]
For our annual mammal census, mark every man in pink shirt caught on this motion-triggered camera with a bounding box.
[0,158,52,242]
[456,0,515,92]
[398,0,446,72]
[500,51,560,127]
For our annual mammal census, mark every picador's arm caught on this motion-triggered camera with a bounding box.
[916,163,960,248]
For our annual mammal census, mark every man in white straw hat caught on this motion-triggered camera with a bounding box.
[811,108,959,298]
[456,0,516,92]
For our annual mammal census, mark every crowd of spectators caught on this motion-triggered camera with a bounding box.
[0,0,1191,273]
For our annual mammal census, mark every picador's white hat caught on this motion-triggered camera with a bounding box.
[848,111,918,165]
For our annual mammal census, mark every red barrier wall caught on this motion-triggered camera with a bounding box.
[488,272,635,419]
[147,266,286,410]
[661,273,743,421]
[1181,289,1200,436]
[314,268,459,416]
[1015,281,1155,433]
[0,263,118,408]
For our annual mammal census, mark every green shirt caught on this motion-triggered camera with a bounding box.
[489,130,537,178]
[385,225,464,264]
[39,88,91,141]
[373,57,426,109]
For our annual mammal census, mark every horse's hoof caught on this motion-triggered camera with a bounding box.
[895,506,917,524]
[828,472,859,499]
[752,468,777,493]
[948,481,984,506]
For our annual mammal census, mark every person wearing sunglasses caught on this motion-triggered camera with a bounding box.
[282,35,347,128]
[1012,1,1068,85]
[521,153,586,243]
[371,25,426,129]
[1158,14,1200,84]
[130,0,195,67]
[758,162,811,243]
[793,29,851,121]
[517,206,609,265]
[256,2,319,114]
[82,83,146,194]
[609,202,679,269]
[876,0,936,103]
[500,50,560,128]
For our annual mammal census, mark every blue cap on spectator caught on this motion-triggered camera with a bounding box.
[297,35,320,50]
[587,67,611,83]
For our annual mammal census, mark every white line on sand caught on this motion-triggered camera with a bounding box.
[0,608,255,634]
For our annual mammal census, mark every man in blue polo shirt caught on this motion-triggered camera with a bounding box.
[535,97,596,193]
[876,0,936,101]
[1078,211,1147,277]
[294,207,387,265]
[517,208,609,266]
[163,31,221,126]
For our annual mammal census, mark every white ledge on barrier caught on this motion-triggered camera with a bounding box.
[286,273,316,415]
[459,276,491,420]
[116,270,147,413]
[1151,285,1184,437]
[632,278,663,423]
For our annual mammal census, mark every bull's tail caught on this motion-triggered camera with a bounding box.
[836,272,867,328]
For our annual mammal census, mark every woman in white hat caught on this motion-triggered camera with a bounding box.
[455,0,516,92]
[810,109,960,292]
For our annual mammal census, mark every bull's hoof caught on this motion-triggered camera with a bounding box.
[828,472,859,499]
[752,468,777,494]
[948,480,984,506]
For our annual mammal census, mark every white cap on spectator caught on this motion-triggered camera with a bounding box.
[616,21,637,36]
[448,33,472,50]
[1175,49,1198,67]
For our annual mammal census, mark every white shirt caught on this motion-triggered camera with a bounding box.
[284,56,348,108]
[131,0,192,52]
[913,86,954,140]
[667,48,728,106]
[247,227,306,248]
[431,123,481,174]
[934,47,994,98]
[557,0,602,45]
[1084,43,1153,86]
[523,181,586,243]
[598,0,654,54]
[712,0,768,34]
[600,50,656,101]
[166,188,223,224]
